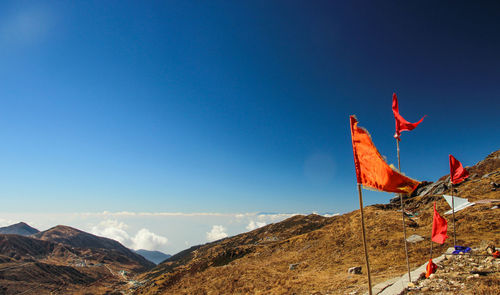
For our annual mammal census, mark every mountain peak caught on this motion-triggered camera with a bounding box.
[134,249,171,265]
[0,222,39,236]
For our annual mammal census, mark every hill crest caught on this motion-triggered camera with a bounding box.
[0,222,39,236]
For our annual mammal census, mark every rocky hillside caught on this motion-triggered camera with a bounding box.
[0,234,73,262]
[0,222,39,236]
[34,225,153,269]
[0,225,155,294]
[405,244,499,294]
[131,149,499,295]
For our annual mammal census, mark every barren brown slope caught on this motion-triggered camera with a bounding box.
[133,149,499,295]
[0,234,99,295]
[0,225,156,294]
[34,225,154,270]
[0,234,74,261]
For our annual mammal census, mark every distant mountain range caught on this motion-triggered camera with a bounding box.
[0,222,39,236]
[134,249,171,265]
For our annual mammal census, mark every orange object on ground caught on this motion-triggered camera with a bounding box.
[349,115,420,194]
[493,251,499,259]
[425,259,437,278]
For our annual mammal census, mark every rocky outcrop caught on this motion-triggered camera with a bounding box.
[406,248,500,294]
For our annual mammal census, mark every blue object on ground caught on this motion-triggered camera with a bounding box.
[452,246,471,254]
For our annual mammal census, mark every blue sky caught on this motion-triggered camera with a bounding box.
[0,0,499,220]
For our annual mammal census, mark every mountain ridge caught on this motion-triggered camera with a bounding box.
[0,222,39,236]
[34,225,154,269]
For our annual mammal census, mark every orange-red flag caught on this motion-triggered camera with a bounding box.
[350,115,420,194]
[425,259,437,278]
[431,202,448,244]
[449,154,469,184]
[392,93,425,140]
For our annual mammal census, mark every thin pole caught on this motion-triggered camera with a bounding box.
[396,139,412,282]
[429,237,433,260]
[397,139,401,172]
[357,183,373,295]
[451,183,456,247]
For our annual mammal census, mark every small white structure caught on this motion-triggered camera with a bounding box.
[443,195,474,215]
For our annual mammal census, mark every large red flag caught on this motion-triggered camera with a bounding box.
[350,115,420,194]
[449,155,469,184]
[392,93,425,140]
[431,202,448,244]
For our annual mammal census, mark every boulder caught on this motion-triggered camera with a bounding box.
[347,266,362,274]
[406,234,425,243]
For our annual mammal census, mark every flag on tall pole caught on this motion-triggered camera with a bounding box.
[350,115,420,295]
[350,115,420,194]
[392,92,426,282]
[448,155,469,246]
[392,93,425,140]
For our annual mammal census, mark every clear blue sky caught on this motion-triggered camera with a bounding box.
[1,1,499,214]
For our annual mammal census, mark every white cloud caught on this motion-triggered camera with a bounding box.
[90,219,168,251]
[256,213,298,222]
[0,218,16,227]
[91,219,130,245]
[321,213,339,217]
[246,220,266,231]
[206,225,228,242]
[131,228,168,251]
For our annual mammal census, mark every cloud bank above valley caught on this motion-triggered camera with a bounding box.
[0,211,336,254]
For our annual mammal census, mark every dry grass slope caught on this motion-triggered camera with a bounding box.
[134,150,499,295]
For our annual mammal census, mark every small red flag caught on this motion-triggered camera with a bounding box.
[392,93,425,140]
[449,155,469,184]
[431,202,448,244]
[350,115,420,194]
[425,259,437,278]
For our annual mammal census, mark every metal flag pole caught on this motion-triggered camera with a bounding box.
[451,182,456,247]
[357,183,373,295]
[396,139,412,282]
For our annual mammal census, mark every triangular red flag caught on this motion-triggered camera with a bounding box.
[392,93,425,140]
[449,155,470,184]
[431,202,448,244]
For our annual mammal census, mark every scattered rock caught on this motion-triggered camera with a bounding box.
[347,266,362,274]
[406,234,424,243]
[289,263,299,270]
